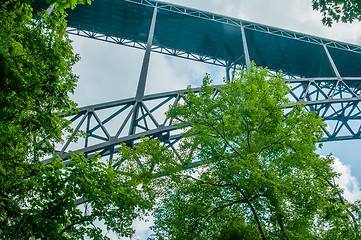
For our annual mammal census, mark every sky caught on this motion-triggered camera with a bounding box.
[68,0,361,238]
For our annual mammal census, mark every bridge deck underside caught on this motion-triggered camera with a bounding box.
[33,0,361,77]
[31,0,361,160]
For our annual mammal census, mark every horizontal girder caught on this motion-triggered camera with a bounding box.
[29,0,361,161]
[53,77,361,161]
[32,0,361,78]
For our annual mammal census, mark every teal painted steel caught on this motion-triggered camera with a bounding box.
[32,0,361,160]
[32,0,361,78]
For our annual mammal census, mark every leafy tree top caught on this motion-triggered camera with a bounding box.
[151,64,361,239]
[312,0,361,26]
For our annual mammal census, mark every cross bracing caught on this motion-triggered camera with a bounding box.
[32,0,361,77]
[53,76,361,162]
[31,0,361,161]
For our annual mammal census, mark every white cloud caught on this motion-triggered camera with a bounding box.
[166,0,361,44]
[131,216,155,240]
[145,54,203,95]
[331,156,361,203]
[70,35,144,107]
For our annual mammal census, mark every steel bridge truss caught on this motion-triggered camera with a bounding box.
[39,0,361,161]
[55,75,361,161]
[66,0,361,68]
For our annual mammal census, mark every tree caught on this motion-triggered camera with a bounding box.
[0,0,79,235]
[0,0,159,238]
[2,140,166,239]
[151,65,361,239]
[312,0,361,26]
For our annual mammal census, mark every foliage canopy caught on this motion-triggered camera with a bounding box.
[150,65,361,239]
[312,0,361,26]
[0,0,158,239]
[1,0,78,235]
[2,0,360,238]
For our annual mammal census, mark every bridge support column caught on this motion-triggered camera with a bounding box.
[135,6,158,102]
[226,63,231,82]
[129,6,158,137]
[323,44,341,79]
[240,23,251,70]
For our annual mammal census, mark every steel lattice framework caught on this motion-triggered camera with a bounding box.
[32,0,361,161]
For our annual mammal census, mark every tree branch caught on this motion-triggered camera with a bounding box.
[180,174,233,188]
[202,120,245,159]
[239,190,268,240]
[325,178,359,231]
[208,193,266,218]
[208,199,245,218]
[55,210,107,239]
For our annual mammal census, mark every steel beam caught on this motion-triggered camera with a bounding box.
[50,77,361,163]
[135,6,158,102]
[129,6,158,139]
[323,44,341,78]
[240,23,251,70]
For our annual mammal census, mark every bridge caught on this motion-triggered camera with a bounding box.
[33,0,361,160]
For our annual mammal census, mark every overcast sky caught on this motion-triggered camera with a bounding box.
[68,0,361,238]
